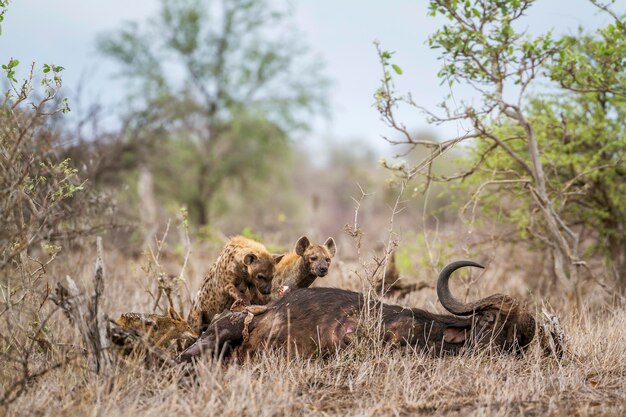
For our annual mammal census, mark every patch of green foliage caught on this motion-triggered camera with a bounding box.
[424,0,626,283]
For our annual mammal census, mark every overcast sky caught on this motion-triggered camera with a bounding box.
[0,0,622,159]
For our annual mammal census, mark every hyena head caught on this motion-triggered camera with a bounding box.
[295,236,337,277]
[243,250,284,295]
[154,307,198,345]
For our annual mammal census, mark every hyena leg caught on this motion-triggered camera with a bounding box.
[225,283,248,312]
[245,305,268,315]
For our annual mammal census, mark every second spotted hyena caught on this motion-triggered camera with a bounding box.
[251,236,336,304]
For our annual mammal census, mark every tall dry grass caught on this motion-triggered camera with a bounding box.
[1,237,625,417]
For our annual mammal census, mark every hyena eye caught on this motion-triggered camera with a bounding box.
[310,256,318,261]
[325,258,330,262]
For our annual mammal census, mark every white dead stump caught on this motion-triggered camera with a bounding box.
[538,303,567,360]
[50,237,112,374]
[89,237,112,372]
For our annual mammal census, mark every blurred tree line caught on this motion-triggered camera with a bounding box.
[89,0,328,231]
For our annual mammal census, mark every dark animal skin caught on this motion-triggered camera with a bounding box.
[179,261,535,361]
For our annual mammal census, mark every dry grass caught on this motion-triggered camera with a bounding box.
[2,240,625,417]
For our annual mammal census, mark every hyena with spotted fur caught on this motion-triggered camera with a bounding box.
[187,235,283,332]
[275,236,336,290]
[115,307,197,347]
[251,236,336,303]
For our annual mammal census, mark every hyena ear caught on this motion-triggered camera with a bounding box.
[243,253,257,266]
[295,236,310,256]
[168,306,183,321]
[324,237,337,257]
[273,253,285,264]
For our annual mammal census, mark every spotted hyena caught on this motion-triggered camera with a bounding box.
[115,307,197,347]
[187,235,283,332]
[250,235,336,304]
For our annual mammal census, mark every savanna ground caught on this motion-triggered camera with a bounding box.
[2,0,626,416]
[2,230,625,417]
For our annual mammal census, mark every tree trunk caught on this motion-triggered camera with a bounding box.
[609,236,626,292]
[193,197,208,226]
[519,113,583,300]
[195,161,209,226]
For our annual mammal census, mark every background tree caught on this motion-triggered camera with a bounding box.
[98,0,328,226]
[375,0,626,295]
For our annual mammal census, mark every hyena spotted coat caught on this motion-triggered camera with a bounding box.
[187,236,283,331]
[251,236,336,304]
[273,236,336,290]
[115,307,197,347]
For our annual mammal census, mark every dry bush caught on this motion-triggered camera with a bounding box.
[0,64,115,407]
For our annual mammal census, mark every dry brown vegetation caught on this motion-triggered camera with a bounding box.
[2,1,625,415]
[2,232,625,417]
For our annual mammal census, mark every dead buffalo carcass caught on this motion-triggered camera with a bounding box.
[180,261,535,360]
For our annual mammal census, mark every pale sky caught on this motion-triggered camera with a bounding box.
[0,0,622,159]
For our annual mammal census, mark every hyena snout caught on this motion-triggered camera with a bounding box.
[313,259,330,277]
[256,274,272,294]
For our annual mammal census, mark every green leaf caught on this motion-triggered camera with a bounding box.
[391,64,403,75]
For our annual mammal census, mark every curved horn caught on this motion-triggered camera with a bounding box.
[437,260,485,316]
